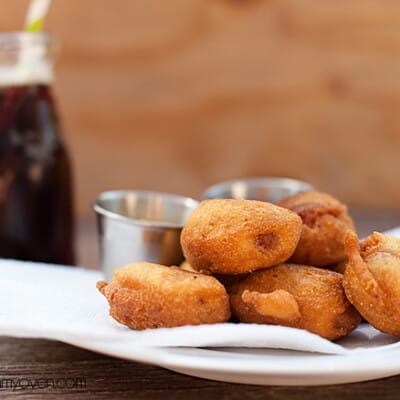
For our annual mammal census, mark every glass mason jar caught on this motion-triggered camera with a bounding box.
[0,32,75,265]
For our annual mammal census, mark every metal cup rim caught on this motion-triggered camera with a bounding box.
[201,177,314,200]
[92,189,199,229]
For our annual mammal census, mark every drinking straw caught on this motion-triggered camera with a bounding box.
[24,0,51,32]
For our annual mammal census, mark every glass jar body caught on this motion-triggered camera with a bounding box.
[0,33,75,265]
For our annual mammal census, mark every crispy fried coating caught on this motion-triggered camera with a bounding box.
[343,231,400,335]
[229,264,361,340]
[181,199,302,275]
[278,191,355,266]
[97,262,231,330]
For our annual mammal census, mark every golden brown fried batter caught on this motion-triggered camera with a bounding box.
[278,191,355,266]
[343,231,400,335]
[181,199,302,275]
[229,264,361,340]
[97,262,231,330]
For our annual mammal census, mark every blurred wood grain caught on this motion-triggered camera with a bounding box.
[2,0,400,216]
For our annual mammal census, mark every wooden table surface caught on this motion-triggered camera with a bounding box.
[1,210,400,400]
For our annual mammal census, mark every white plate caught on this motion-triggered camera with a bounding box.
[74,338,400,386]
[3,227,400,386]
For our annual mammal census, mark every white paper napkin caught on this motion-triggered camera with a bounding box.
[0,252,399,356]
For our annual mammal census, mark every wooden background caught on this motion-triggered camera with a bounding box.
[2,0,400,217]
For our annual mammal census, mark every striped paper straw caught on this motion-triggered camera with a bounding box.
[24,0,51,32]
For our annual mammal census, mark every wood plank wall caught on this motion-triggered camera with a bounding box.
[1,0,400,216]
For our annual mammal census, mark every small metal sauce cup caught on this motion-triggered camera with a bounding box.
[93,190,199,280]
[201,177,314,203]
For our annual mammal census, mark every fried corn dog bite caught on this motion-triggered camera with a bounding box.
[229,264,361,340]
[278,191,355,266]
[343,231,400,335]
[181,199,302,275]
[97,262,231,330]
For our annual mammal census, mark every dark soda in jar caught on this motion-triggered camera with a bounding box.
[0,33,75,265]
